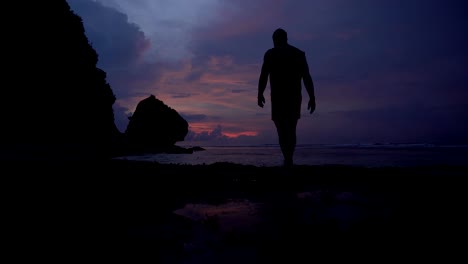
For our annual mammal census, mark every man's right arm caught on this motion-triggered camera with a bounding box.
[258,53,269,108]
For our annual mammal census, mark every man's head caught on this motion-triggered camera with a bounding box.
[272,28,288,47]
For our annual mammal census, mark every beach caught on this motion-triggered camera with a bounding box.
[5,159,467,262]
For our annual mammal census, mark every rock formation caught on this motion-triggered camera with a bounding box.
[0,1,198,160]
[2,1,120,159]
[125,95,189,153]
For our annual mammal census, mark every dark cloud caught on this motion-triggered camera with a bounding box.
[180,113,207,122]
[192,0,468,95]
[302,104,468,144]
[184,70,204,82]
[191,32,269,66]
[169,93,193,99]
[231,89,247,94]
[67,0,150,70]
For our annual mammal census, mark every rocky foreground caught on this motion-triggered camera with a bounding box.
[4,159,467,263]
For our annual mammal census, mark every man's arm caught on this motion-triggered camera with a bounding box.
[257,53,269,108]
[302,53,316,114]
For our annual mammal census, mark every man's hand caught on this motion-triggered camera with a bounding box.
[258,94,266,108]
[307,98,316,114]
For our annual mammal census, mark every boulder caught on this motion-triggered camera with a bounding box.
[125,95,189,153]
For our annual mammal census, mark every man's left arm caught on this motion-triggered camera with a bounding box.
[302,53,316,114]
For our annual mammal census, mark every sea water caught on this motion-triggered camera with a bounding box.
[114,143,468,168]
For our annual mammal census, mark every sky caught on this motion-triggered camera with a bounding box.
[67,0,468,146]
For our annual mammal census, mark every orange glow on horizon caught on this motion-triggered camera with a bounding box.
[189,123,258,138]
[189,123,215,134]
[223,131,258,138]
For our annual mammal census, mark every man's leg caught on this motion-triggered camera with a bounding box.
[274,119,298,167]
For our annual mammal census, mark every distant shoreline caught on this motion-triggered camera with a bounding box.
[112,143,468,168]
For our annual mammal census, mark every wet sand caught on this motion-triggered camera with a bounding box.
[4,159,467,262]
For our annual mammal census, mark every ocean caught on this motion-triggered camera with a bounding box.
[114,143,468,168]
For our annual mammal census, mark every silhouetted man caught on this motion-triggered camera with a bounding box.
[258,28,316,167]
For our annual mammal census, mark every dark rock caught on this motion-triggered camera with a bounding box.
[166,145,194,154]
[2,1,120,160]
[189,146,206,152]
[124,95,189,153]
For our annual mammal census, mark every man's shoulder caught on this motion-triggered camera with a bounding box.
[287,44,305,55]
[265,48,275,55]
[266,45,304,55]
[263,48,276,61]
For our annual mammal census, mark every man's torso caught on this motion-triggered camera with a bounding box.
[264,44,305,120]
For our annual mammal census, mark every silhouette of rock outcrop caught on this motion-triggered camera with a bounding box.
[124,95,189,153]
[2,1,120,160]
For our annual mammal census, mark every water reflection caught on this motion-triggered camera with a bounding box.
[173,199,262,233]
[171,199,263,263]
[127,189,399,263]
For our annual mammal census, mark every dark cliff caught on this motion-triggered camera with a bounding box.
[2,1,119,159]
